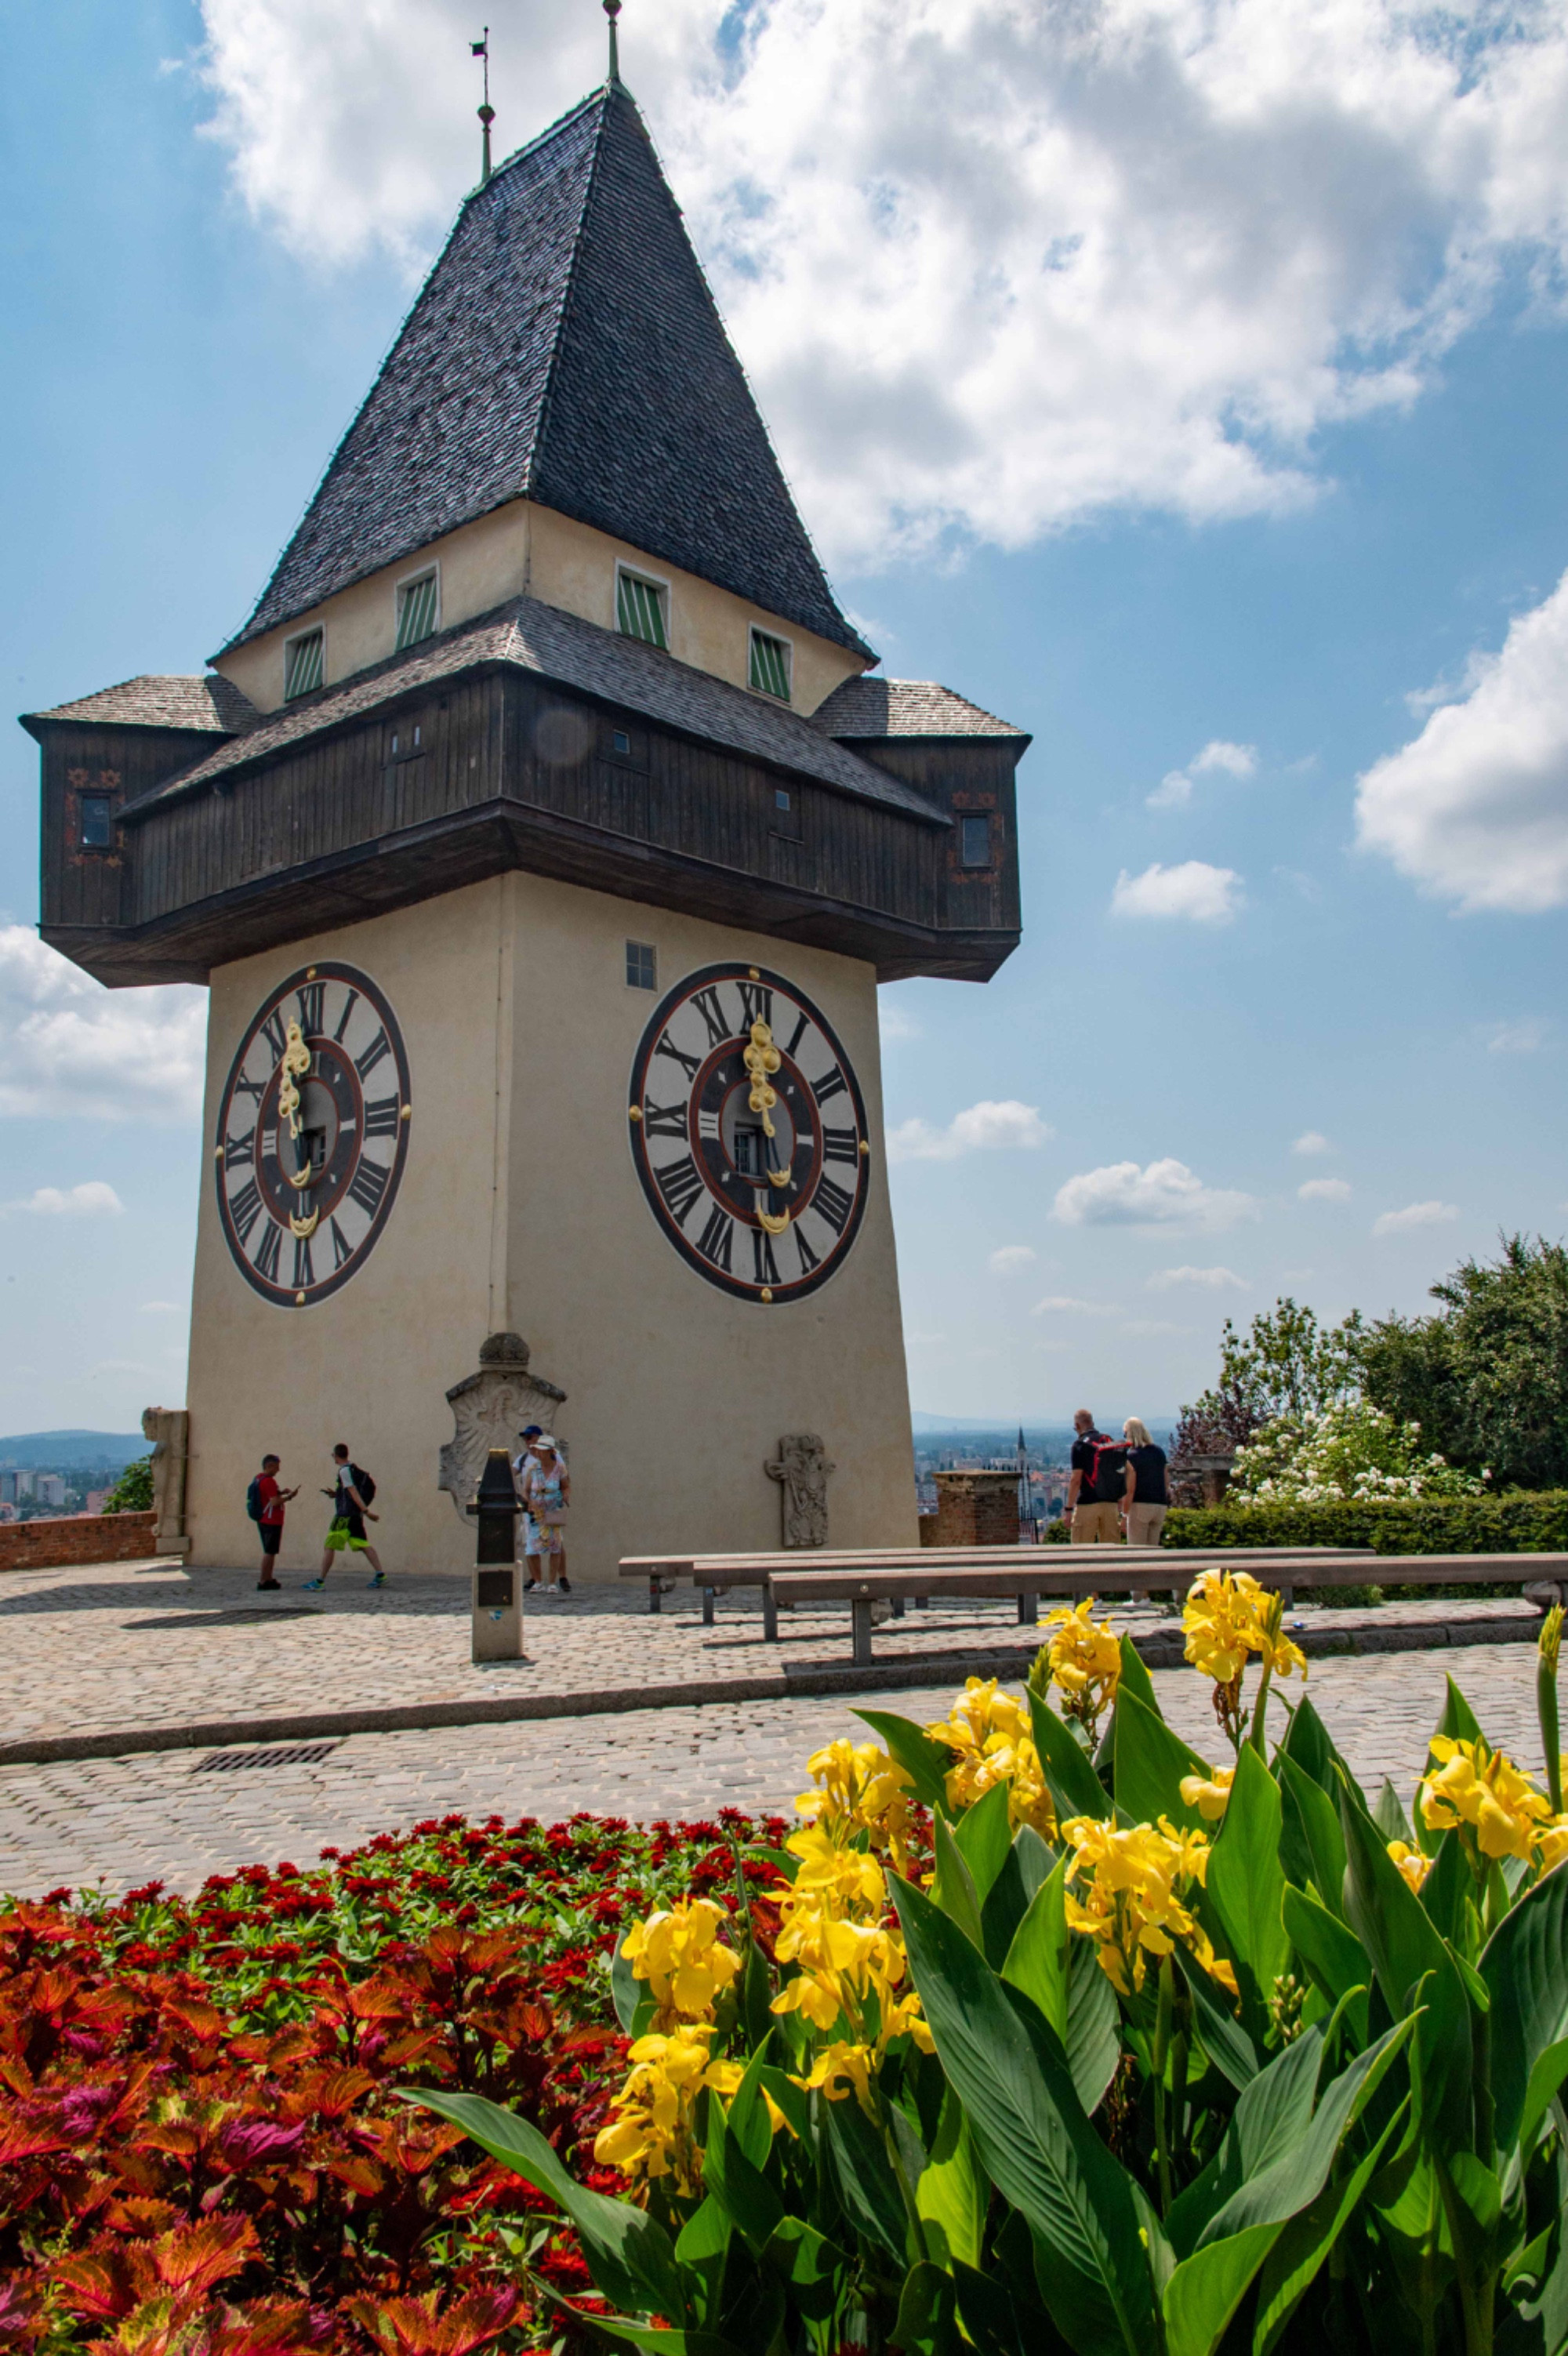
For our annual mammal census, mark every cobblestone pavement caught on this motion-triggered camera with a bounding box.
[0,1639,1547,1900]
[0,1556,1541,1754]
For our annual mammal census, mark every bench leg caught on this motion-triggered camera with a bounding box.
[648,1578,661,1614]
[1277,1584,1294,1610]
[763,1585,779,1643]
[702,1587,715,1626]
[851,1598,873,1668]
[914,1594,930,1609]
[1017,1592,1038,1625]
[891,1595,906,1618]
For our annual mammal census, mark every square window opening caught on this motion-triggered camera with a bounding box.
[612,728,631,755]
[396,572,439,652]
[775,788,791,811]
[959,814,992,869]
[80,793,113,849]
[283,630,324,702]
[750,629,792,701]
[626,941,657,991]
[617,570,668,649]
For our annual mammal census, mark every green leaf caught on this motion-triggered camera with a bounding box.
[1002,1860,1120,2115]
[1115,1632,1162,1717]
[762,2217,847,2325]
[1200,2017,1414,2246]
[954,1777,1015,1903]
[1167,2031,1323,2260]
[612,1930,641,2035]
[1279,1693,1363,1810]
[953,2257,1051,2356]
[1338,1774,1474,2143]
[724,2036,774,2169]
[1482,1856,1568,2151]
[1003,1857,1072,2042]
[1113,1689,1216,1835]
[1029,1688,1112,1822]
[572,2323,744,2356]
[980,1824,1053,1969]
[854,1708,954,1813]
[1207,1746,1290,2020]
[1163,2222,1281,2356]
[1065,1938,1123,2118]
[1281,1883,1370,2038]
[1279,1755,1348,1919]
[673,2198,731,2332]
[931,1811,985,1950]
[895,1873,1156,2356]
[893,2260,960,2356]
[405,2088,684,2323]
[1374,1778,1415,1848]
[703,2059,782,2257]
[823,2089,908,2263]
[1519,2038,1568,2162]
[1251,2096,1408,2355]
[1177,1949,1259,2093]
[916,2087,987,2269]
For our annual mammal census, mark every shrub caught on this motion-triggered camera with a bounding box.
[1229,1399,1484,1504]
[100,1456,154,1514]
[1164,1489,1568,1556]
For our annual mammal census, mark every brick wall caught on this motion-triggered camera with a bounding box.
[0,1512,158,1572]
[931,1471,1020,1548]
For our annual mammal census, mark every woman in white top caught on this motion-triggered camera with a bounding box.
[523,1436,571,1595]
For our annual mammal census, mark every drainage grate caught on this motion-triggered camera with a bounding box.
[192,1741,341,1773]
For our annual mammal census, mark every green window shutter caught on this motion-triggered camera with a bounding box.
[396,573,439,651]
[617,572,668,648]
[749,630,791,700]
[283,630,324,700]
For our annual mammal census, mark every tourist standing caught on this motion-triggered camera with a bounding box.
[1121,1418,1170,1547]
[523,1436,571,1595]
[249,1453,297,1591]
[514,1425,544,1592]
[1065,1409,1123,1543]
[306,1445,386,1590]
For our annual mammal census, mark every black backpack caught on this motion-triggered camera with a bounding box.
[1089,1439,1128,1503]
[245,1476,263,1523]
[350,1465,376,1506]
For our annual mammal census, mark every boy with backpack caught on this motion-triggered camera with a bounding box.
[1065,1410,1125,1544]
[246,1453,298,1589]
[305,1444,385,1589]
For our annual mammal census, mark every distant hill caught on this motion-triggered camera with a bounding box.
[0,1430,145,1468]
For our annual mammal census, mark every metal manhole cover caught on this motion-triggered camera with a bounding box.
[192,1741,341,1773]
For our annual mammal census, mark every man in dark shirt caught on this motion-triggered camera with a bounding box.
[1065,1408,1121,1543]
[306,1443,386,1590]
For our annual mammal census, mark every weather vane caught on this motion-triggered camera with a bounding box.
[604,0,622,85]
[471,27,495,183]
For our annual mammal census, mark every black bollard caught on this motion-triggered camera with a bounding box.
[465,1445,523,1661]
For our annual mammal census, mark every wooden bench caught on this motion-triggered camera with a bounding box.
[622,1544,1185,1627]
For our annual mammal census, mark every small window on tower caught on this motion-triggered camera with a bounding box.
[283,629,324,701]
[396,570,439,651]
[80,793,113,849]
[959,815,992,869]
[626,941,657,991]
[617,569,669,649]
[750,629,792,701]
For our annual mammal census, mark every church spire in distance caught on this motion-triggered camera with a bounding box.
[604,0,623,86]
[471,27,494,184]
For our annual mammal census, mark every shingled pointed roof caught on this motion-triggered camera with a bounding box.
[24,673,257,735]
[814,677,1028,740]
[226,85,871,662]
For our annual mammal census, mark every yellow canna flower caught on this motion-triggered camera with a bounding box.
[593,2023,740,2196]
[794,1737,916,1873]
[1421,1734,1558,1863]
[795,2038,878,2110]
[924,1678,1057,1839]
[1178,1763,1235,1821]
[621,1897,742,2026]
[1060,1813,1238,2001]
[1040,1600,1123,1738]
[1387,1839,1433,1893]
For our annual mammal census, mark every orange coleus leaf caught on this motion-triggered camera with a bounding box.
[324,2154,385,2198]
[342,2286,519,2356]
[161,1999,226,2046]
[147,2215,260,2296]
[206,2295,332,2356]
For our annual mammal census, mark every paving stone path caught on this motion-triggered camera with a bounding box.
[0,1555,1548,1897]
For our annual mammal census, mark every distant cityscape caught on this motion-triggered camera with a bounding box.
[912,1420,1177,1526]
[0,1432,143,1523]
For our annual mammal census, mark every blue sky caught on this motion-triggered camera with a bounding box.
[2,0,1566,1434]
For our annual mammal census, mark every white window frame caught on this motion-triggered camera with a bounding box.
[615,562,671,651]
[282,625,325,702]
[394,563,441,652]
[748,626,793,703]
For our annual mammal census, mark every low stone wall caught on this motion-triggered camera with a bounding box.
[931,1470,1021,1547]
[0,1513,159,1572]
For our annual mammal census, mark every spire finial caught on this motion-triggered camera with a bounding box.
[471,27,495,183]
[604,0,622,85]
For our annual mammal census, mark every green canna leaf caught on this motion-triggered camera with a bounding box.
[1113,1690,1217,1835]
[1481,1853,1568,2152]
[1338,1777,1473,2145]
[852,1708,953,1813]
[1029,1688,1112,1822]
[1279,1754,1348,1919]
[931,1811,985,1949]
[1206,1747,1290,2024]
[916,2087,987,2270]
[953,1777,1015,1904]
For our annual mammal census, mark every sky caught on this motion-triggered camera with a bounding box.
[2,0,1567,1434]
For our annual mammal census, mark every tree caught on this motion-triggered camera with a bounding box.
[1362,1232,1568,1489]
[102,1455,154,1514]
[1171,1294,1366,1473]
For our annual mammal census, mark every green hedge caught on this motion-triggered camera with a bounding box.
[1162,1491,1568,1555]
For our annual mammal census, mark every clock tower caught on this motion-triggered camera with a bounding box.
[24,62,1029,1578]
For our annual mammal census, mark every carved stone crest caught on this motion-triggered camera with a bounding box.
[438,1334,566,1522]
[764,1433,834,1548]
[140,1406,190,1555]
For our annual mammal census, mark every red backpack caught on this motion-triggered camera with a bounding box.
[1086,1437,1127,1503]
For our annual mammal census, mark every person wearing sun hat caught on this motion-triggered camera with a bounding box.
[513,1425,545,1590]
[521,1436,571,1595]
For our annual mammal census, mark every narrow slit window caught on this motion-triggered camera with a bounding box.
[626,941,657,990]
[396,572,439,651]
[959,814,992,869]
[283,629,324,701]
[617,571,668,649]
[80,793,113,848]
[750,629,792,701]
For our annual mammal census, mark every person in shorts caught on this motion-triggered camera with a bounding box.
[521,1436,571,1595]
[306,1445,385,1589]
[513,1425,544,1588]
[1120,1418,1171,1547]
[1065,1409,1122,1543]
[254,1454,296,1590]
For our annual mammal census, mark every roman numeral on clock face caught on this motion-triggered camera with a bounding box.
[223,1127,256,1168]
[295,981,326,1036]
[811,1175,856,1236]
[347,1158,389,1218]
[810,1063,848,1107]
[644,1099,688,1139]
[260,1008,289,1063]
[354,1028,391,1083]
[330,1218,354,1270]
[332,989,360,1044]
[751,1228,781,1287]
[655,1155,704,1225]
[822,1126,859,1166]
[655,1031,702,1082]
[362,1095,401,1138]
[738,981,773,1029]
[228,1177,263,1246]
[695,1203,734,1271]
[253,1220,283,1284]
[691,986,731,1047]
[292,1234,314,1290]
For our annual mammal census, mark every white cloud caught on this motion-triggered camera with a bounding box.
[1051,1158,1258,1231]
[2,1183,125,1218]
[1356,570,1568,912]
[989,1245,1038,1274]
[1192,741,1258,781]
[1292,1131,1331,1156]
[887,1100,1051,1163]
[194,0,1568,568]
[1486,1018,1550,1055]
[1146,1265,1248,1291]
[1299,1178,1353,1202]
[877,1000,922,1043]
[0,928,205,1124]
[1111,862,1243,924]
[1032,1295,1122,1316]
[1373,1199,1459,1236]
[1146,769,1194,812]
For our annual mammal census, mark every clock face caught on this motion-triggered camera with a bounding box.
[629,962,870,1302]
[215,962,412,1307]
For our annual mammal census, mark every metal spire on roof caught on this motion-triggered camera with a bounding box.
[471,27,495,183]
[604,0,622,86]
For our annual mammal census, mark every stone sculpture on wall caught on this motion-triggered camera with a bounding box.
[439,1334,567,1521]
[764,1433,834,1548]
[140,1406,191,1556]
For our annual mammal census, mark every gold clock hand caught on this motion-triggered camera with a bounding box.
[742,1019,782,1141]
[289,1209,320,1240]
[757,1206,791,1236]
[275,1019,313,1142]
